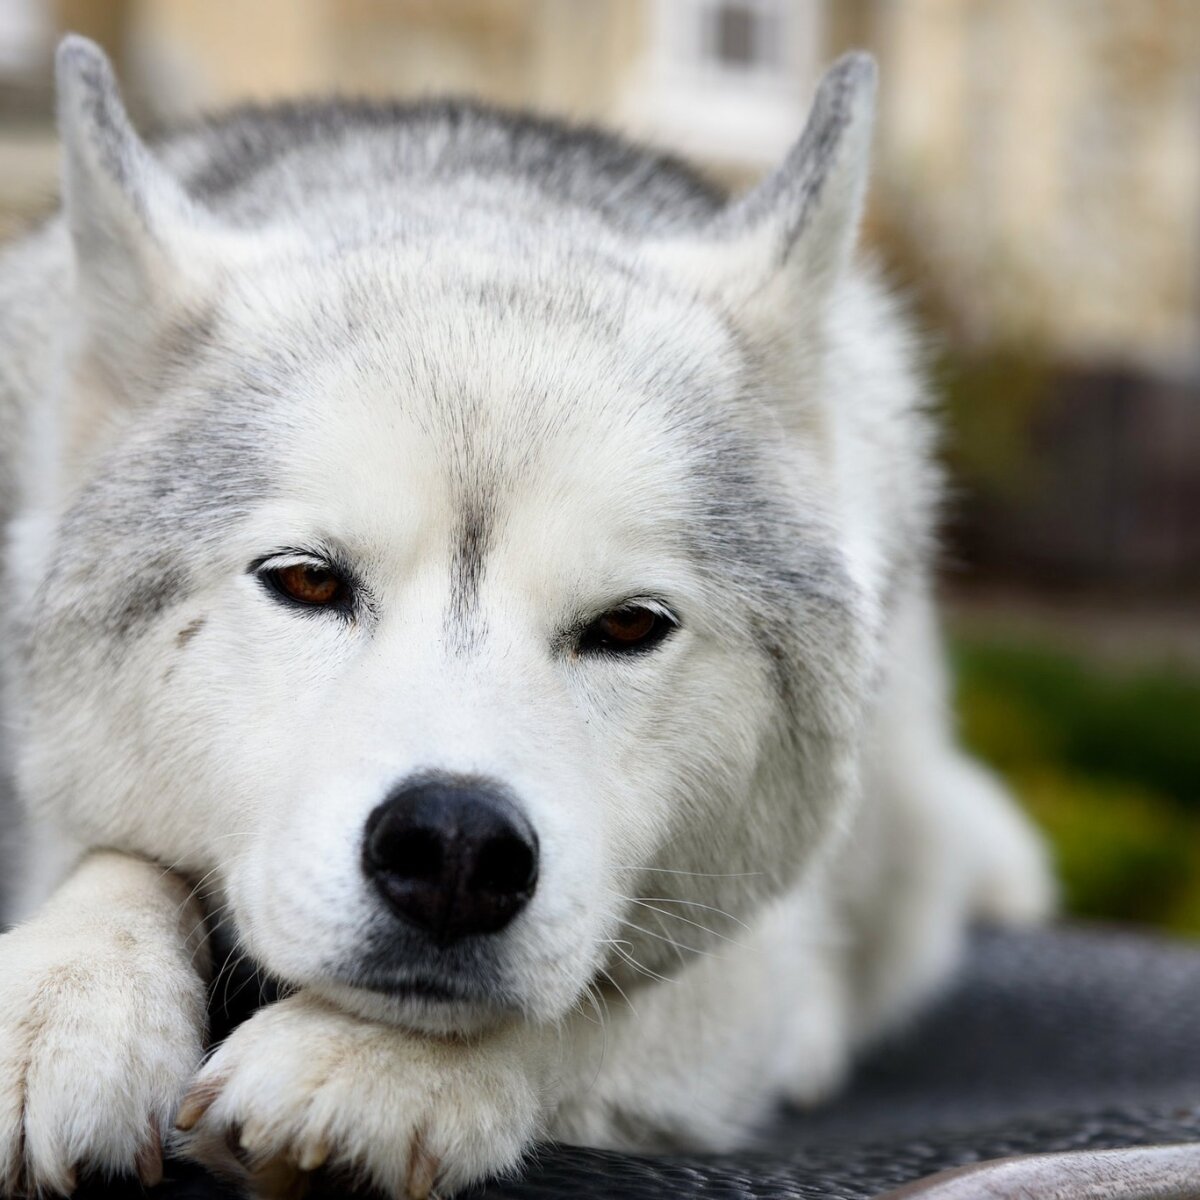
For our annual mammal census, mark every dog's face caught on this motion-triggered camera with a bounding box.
[18,45,878,1031]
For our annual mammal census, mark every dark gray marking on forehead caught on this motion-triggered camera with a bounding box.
[446,491,495,656]
[469,275,628,343]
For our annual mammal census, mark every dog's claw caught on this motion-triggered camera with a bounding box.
[296,1139,330,1173]
[222,1122,254,1169]
[238,1118,272,1159]
[174,1083,219,1132]
[135,1121,164,1188]
[251,1156,308,1200]
[404,1129,441,1200]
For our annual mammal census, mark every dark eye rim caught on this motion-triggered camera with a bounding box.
[250,550,358,616]
[575,601,679,657]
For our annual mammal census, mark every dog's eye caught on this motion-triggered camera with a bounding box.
[579,604,676,655]
[262,562,349,609]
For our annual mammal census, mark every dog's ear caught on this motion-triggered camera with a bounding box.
[647,52,876,322]
[56,36,214,382]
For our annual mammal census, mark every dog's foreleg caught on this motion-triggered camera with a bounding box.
[0,849,209,1195]
[548,890,854,1152]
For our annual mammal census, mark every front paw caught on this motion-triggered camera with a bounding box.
[175,993,543,1199]
[0,900,207,1195]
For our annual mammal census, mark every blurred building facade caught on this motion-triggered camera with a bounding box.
[1,0,1198,586]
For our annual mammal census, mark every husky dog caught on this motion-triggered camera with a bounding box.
[0,35,1051,1198]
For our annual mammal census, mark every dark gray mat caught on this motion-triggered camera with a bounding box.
[70,923,1200,1198]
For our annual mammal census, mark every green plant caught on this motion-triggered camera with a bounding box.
[952,634,1200,933]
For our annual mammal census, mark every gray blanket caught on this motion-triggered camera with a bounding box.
[62,922,1200,1198]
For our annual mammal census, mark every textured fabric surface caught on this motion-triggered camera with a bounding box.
[73,923,1200,1198]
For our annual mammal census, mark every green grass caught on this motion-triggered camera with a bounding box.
[951,635,1200,933]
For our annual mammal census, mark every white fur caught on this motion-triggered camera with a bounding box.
[0,853,208,1194]
[0,38,1052,1197]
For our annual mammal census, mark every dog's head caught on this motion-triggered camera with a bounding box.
[18,38,880,1031]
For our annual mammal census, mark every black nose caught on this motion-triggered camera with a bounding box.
[362,777,539,943]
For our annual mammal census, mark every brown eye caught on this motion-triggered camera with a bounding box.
[263,562,348,609]
[580,604,676,655]
[600,607,657,644]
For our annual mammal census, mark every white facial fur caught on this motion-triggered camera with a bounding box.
[26,243,824,1032]
[11,42,880,1033]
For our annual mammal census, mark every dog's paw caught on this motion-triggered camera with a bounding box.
[0,900,207,1195]
[175,993,542,1199]
[780,1035,850,1110]
[775,959,851,1111]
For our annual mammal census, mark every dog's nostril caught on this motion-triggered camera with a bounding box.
[365,814,444,883]
[362,777,539,944]
[387,827,443,883]
[472,834,537,894]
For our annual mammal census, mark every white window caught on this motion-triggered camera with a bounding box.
[0,0,49,76]
[683,0,789,81]
[623,0,824,168]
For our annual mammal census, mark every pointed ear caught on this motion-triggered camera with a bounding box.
[56,35,208,360]
[647,52,877,319]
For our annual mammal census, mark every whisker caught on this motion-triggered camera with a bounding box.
[627,900,747,948]
[184,906,226,971]
[602,938,670,983]
[616,917,718,960]
[632,897,751,931]
[653,906,688,966]
[187,897,240,972]
[577,981,609,1094]
[611,866,763,879]
[595,966,638,1019]
[172,864,224,920]
[573,982,604,1027]
[218,941,272,1013]
[213,941,252,1016]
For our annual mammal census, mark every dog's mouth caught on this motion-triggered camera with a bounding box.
[310,963,522,1034]
[346,970,481,1004]
[328,920,519,1015]
[202,910,510,1030]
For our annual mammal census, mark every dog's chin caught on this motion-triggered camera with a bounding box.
[307,973,517,1036]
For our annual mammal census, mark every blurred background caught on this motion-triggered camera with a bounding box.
[1,0,1197,932]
